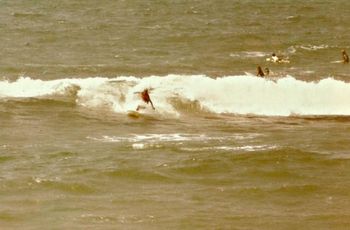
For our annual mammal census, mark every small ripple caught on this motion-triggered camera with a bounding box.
[275,184,320,195]
[180,144,279,152]
[0,155,14,163]
[80,214,117,223]
[104,169,175,183]
[0,211,24,222]
[79,213,155,224]
[31,177,96,194]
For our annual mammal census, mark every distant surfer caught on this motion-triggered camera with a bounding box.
[257,66,270,77]
[266,53,290,63]
[257,66,265,77]
[264,67,270,76]
[271,53,279,63]
[342,50,349,63]
[136,89,155,111]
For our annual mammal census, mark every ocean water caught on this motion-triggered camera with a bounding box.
[1,0,350,229]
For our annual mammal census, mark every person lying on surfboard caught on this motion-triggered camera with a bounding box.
[271,53,280,63]
[136,89,155,111]
[266,53,289,63]
[342,50,349,63]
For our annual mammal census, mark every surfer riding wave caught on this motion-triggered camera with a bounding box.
[136,89,155,111]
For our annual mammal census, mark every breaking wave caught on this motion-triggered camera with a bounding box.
[1,74,350,116]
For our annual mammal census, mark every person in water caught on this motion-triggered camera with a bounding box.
[257,66,265,77]
[136,89,155,111]
[264,67,270,76]
[342,50,349,63]
[271,53,279,63]
[267,53,289,63]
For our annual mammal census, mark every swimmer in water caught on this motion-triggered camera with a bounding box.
[267,53,290,63]
[264,67,270,76]
[257,66,265,77]
[271,53,279,63]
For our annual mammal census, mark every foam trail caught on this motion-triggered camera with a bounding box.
[1,75,350,116]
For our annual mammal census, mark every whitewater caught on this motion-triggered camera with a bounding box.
[1,74,350,116]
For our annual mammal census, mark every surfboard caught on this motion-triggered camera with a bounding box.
[127,110,160,120]
[330,60,343,63]
[127,110,141,118]
[266,57,290,63]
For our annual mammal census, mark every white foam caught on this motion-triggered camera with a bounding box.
[88,133,243,143]
[132,143,145,150]
[230,51,269,58]
[180,144,278,152]
[2,75,350,116]
[298,44,329,51]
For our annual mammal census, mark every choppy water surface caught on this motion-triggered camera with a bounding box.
[1,0,350,229]
[1,0,350,79]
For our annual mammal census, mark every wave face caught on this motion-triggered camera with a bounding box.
[1,75,350,116]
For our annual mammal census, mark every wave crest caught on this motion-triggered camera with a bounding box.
[1,75,350,116]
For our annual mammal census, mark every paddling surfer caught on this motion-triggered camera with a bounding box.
[136,89,155,111]
[267,53,289,63]
[271,53,279,63]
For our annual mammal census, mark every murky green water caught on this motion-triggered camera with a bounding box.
[1,0,350,229]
